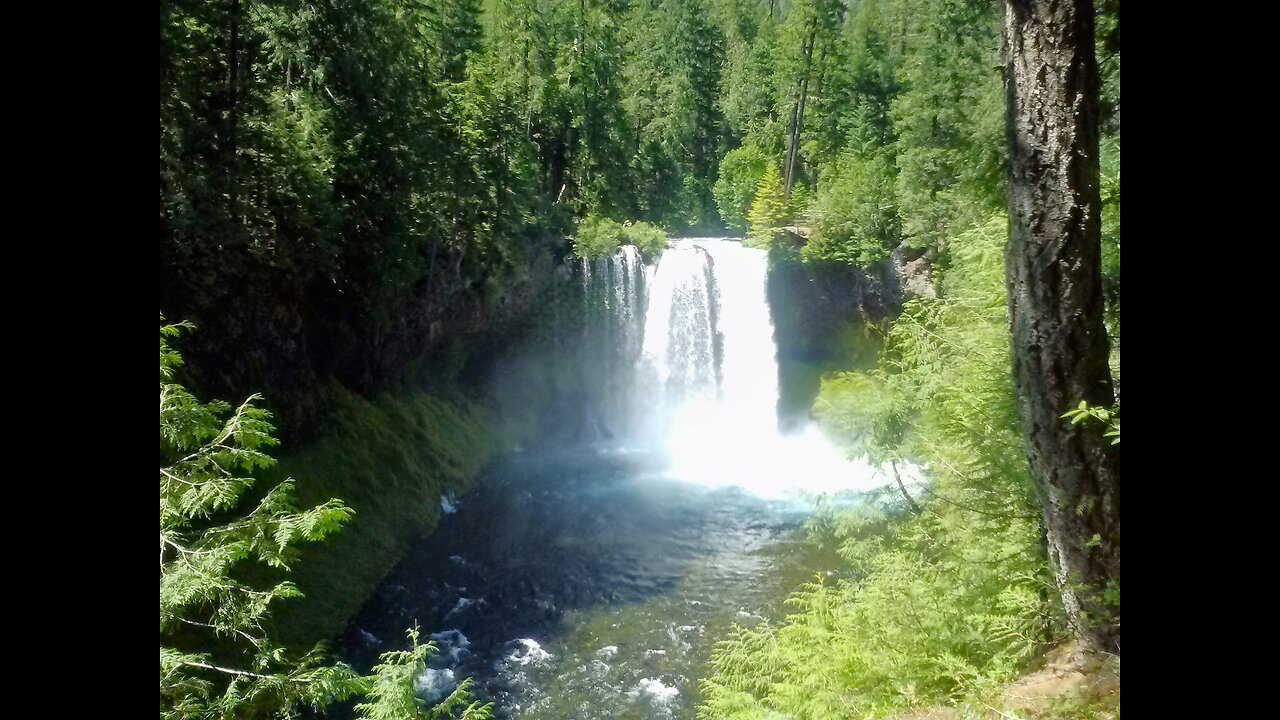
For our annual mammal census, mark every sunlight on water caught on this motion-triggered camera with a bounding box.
[640,238,899,501]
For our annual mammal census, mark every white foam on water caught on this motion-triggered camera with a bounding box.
[414,667,456,702]
[596,645,619,660]
[502,638,552,667]
[629,677,681,707]
[638,239,904,501]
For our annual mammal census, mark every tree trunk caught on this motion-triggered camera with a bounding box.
[1002,0,1120,657]
[784,28,816,202]
[227,0,240,228]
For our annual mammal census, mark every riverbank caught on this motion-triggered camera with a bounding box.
[264,383,502,648]
[896,644,1120,720]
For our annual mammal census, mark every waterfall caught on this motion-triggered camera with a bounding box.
[635,238,897,500]
[575,238,898,499]
[579,244,649,440]
[639,243,721,407]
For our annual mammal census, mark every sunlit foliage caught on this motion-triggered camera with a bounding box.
[746,164,786,248]
[699,217,1062,718]
[572,214,669,260]
[161,318,360,718]
[356,626,493,720]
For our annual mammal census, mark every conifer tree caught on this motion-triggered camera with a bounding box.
[746,164,786,248]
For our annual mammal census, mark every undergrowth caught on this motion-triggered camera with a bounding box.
[699,215,1069,719]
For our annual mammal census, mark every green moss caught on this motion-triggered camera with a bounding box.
[266,382,498,648]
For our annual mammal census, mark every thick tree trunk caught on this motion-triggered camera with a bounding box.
[1002,0,1120,656]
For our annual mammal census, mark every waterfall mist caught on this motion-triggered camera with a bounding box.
[567,237,902,500]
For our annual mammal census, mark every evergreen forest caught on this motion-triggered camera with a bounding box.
[161,0,1120,717]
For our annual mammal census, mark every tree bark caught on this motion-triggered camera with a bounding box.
[783,28,816,202]
[227,0,240,228]
[1002,0,1120,656]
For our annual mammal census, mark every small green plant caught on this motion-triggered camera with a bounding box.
[1060,401,1120,445]
[357,626,493,720]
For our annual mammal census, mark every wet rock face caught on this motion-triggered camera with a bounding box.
[765,249,896,429]
[890,241,937,301]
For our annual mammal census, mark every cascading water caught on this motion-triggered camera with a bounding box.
[635,238,896,500]
[634,243,721,444]
[578,244,649,440]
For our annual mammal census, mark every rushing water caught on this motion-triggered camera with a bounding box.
[341,239,906,718]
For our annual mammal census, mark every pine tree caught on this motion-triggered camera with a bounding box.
[746,164,785,248]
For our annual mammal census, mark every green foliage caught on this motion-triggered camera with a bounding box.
[713,142,771,231]
[162,320,494,718]
[162,318,361,718]
[700,216,1060,718]
[784,179,811,222]
[705,0,1005,272]
[804,146,900,267]
[746,164,786,248]
[1061,401,1120,446]
[356,626,494,720]
[573,214,629,259]
[622,0,726,228]
[1099,136,1121,390]
[627,221,671,260]
[269,382,498,648]
[716,18,779,142]
[775,0,851,169]
[572,214,669,261]
[891,0,1007,249]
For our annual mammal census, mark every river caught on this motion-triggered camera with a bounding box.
[339,239,903,718]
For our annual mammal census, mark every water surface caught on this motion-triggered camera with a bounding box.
[343,448,854,718]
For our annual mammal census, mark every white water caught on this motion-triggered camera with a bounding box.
[580,244,650,439]
[637,238,900,500]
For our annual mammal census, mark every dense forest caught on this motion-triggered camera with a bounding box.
[161,0,1119,717]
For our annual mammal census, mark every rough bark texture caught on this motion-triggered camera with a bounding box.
[1002,0,1120,656]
